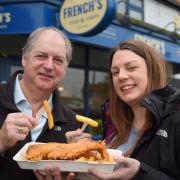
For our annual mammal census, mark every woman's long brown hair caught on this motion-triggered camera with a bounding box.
[108,40,173,149]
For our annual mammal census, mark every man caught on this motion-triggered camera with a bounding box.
[0,27,90,180]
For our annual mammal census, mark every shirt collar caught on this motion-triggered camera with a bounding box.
[14,74,53,109]
[14,74,26,105]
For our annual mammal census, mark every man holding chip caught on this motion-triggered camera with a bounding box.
[0,27,91,180]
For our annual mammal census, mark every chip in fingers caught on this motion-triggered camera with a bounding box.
[43,100,54,129]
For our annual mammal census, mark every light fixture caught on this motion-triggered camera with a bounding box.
[58,86,64,92]
[161,22,179,42]
[149,21,179,42]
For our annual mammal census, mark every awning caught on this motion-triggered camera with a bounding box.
[65,23,180,64]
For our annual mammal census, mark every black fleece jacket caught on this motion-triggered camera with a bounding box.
[132,85,180,180]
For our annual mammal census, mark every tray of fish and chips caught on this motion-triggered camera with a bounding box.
[13,141,122,173]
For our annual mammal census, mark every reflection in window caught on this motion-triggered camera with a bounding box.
[129,0,142,7]
[60,68,84,114]
[116,0,144,21]
[129,10,142,20]
[89,70,109,118]
[129,0,143,21]
[11,66,23,75]
[89,48,110,70]
[117,1,127,15]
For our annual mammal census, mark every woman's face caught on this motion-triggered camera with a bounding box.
[111,49,148,106]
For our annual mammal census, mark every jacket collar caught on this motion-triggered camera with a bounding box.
[0,70,20,111]
[141,85,180,125]
[52,90,69,123]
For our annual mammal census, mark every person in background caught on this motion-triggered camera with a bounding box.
[89,40,180,179]
[101,98,117,144]
[0,27,91,180]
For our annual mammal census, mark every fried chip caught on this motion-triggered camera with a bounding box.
[43,100,54,129]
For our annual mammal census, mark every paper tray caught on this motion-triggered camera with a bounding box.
[13,142,122,173]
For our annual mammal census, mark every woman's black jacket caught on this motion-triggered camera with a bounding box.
[132,85,180,180]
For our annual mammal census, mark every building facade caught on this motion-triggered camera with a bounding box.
[0,0,179,133]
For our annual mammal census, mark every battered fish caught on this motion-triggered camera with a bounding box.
[26,140,109,161]
[26,143,60,161]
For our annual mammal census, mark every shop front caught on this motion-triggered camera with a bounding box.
[0,1,180,138]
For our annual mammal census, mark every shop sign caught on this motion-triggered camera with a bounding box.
[59,0,116,36]
[0,3,56,34]
[134,34,166,55]
[0,8,11,30]
[66,24,179,63]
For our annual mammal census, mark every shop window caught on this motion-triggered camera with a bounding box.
[60,68,84,114]
[88,70,109,140]
[11,66,23,75]
[89,70,109,118]
[88,47,111,134]
[71,45,85,67]
[117,1,127,15]
[88,47,110,135]
[129,0,142,7]
[116,0,144,21]
[89,48,110,70]
[129,10,142,20]
[128,0,144,21]
[0,57,21,83]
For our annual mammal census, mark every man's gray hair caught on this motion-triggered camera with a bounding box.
[22,26,72,63]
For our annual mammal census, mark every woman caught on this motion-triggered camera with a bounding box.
[89,40,180,179]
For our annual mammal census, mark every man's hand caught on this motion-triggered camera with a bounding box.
[34,167,75,180]
[0,112,37,152]
[65,129,92,143]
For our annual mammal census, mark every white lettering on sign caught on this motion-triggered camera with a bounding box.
[63,0,103,19]
[60,0,109,35]
[0,12,11,23]
[134,34,165,55]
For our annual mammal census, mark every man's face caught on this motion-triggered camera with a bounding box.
[22,30,68,93]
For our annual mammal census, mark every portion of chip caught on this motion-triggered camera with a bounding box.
[43,100,54,129]
[76,115,98,127]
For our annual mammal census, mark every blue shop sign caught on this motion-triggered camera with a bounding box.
[0,3,57,34]
[59,0,116,36]
[65,24,180,63]
[0,0,62,5]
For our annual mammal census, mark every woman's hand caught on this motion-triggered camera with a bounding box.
[65,129,92,143]
[34,167,75,180]
[88,155,140,180]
